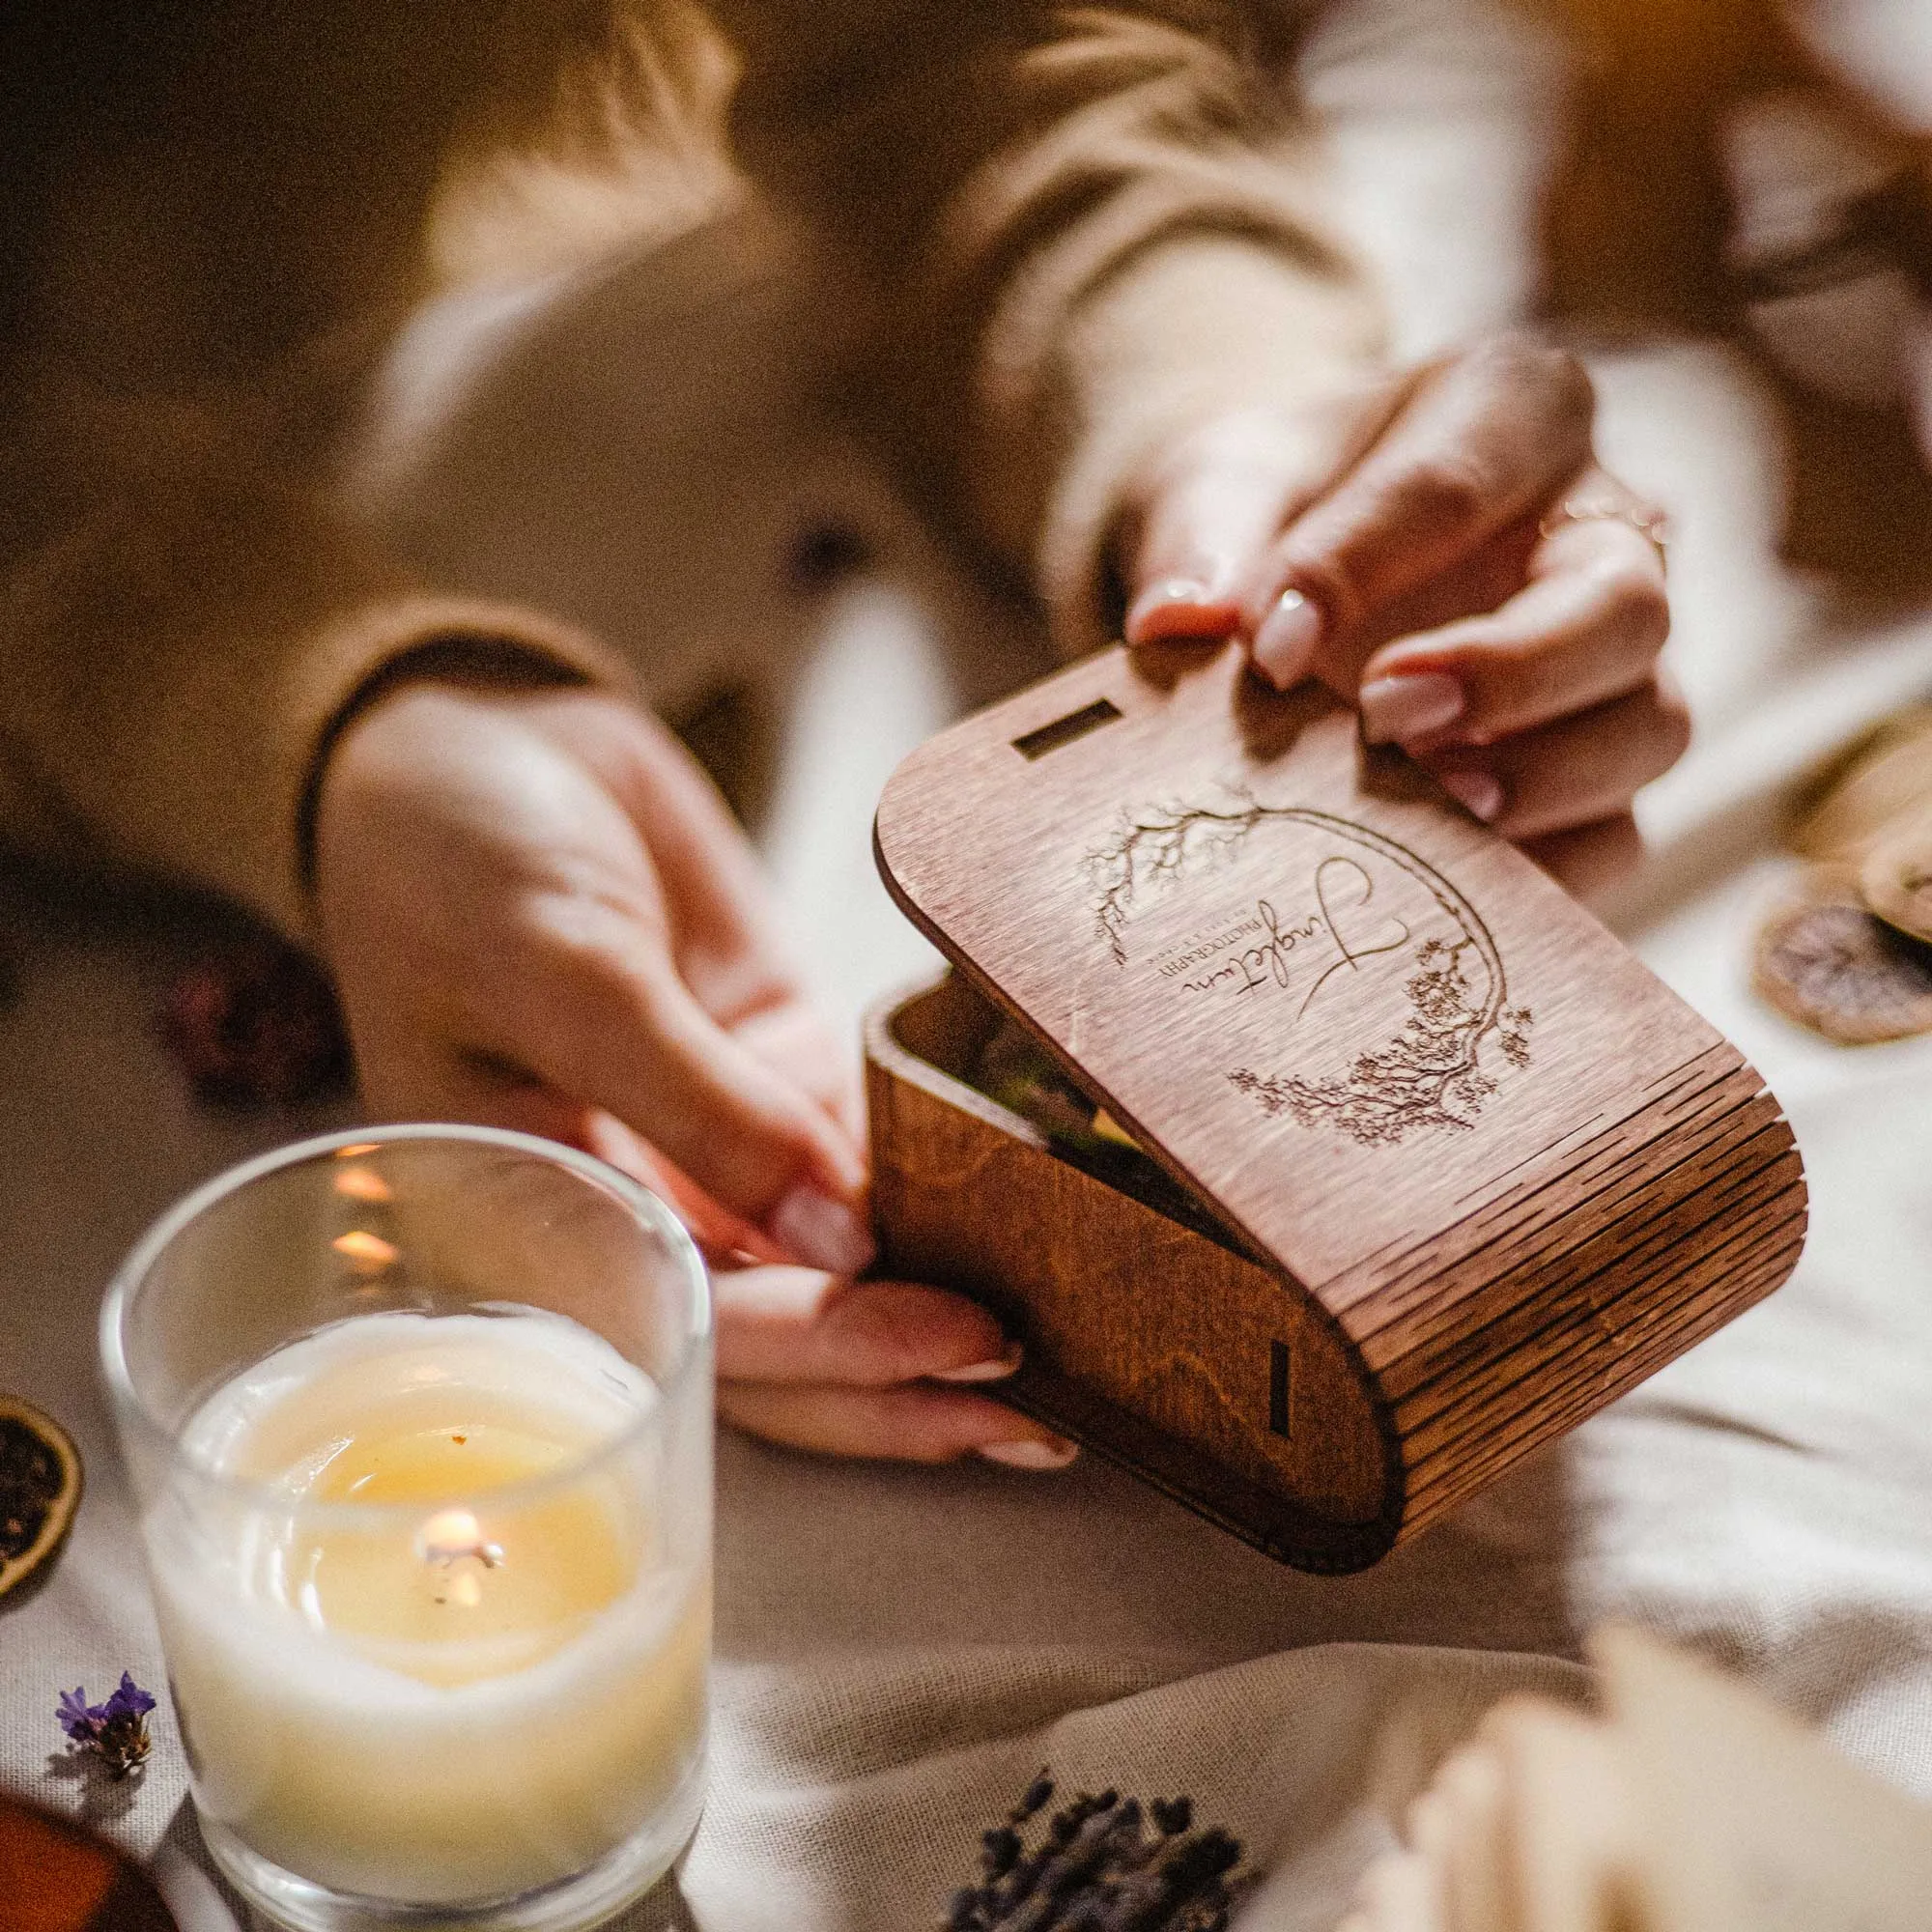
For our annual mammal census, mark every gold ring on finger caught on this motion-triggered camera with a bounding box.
[1537,498,1672,575]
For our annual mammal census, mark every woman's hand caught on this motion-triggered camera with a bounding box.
[1120,337,1688,895]
[314,678,1075,1468]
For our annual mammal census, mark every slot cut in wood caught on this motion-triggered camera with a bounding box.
[1011,698,1122,760]
[1268,1340,1292,1438]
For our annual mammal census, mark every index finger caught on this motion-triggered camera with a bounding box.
[1238,337,1597,690]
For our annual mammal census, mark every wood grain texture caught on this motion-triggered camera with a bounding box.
[869,641,1806,1572]
[868,976,1396,1570]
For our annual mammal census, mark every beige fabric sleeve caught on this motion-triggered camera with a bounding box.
[723,1,1386,655]
[0,426,632,937]
[0,4,670,938]
[0,0,1378,930]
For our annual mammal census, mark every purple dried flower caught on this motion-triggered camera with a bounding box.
[56,1672,156,1776]
[54,1687,93,1741]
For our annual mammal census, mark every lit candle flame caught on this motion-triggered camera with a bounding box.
[417,1509,504,1571]
[333,1166,394,1204]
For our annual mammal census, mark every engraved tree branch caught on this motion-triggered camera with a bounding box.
[1230,937,1534,1145]
[1085,797,1533,1146]
[1086,795,1272,964]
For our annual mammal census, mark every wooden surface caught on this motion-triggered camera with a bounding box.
[0,1795,177,1931]
[870,641,1807,1569]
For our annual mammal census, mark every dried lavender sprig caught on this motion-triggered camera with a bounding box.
[947,1775,1243,1932]
[56,1672,156,1777]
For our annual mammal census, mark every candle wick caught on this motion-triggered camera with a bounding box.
[417,1509,504,1572]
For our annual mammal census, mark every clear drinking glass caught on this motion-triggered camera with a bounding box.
[100,1126,712,1932]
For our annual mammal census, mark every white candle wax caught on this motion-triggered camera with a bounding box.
[152,1310,707,1905]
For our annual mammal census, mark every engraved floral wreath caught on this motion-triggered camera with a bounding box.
[1084,797,1533,1146]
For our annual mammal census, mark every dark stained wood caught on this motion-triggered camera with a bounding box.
[0,1794,179,1931]
[867,978,1397,1570]
[867,641,1807,1573]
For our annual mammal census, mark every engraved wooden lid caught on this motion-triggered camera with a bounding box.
[873,641,1739,1298]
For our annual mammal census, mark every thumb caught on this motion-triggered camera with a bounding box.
[1122,411,1349,647]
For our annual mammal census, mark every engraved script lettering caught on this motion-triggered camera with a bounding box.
[1300,857,1413,1015]
[1084,796,1535,1145]
[1182,857,1410,1019]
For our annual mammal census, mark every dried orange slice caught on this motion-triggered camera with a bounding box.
[1754,869,1932,1045]
[0,1397,82,1602]
[1861,800,1932,946]
[1790,706,1932,865]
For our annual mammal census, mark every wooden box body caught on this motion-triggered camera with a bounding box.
[867,642,1807,1573]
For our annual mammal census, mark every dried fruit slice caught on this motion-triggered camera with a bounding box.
[1754,872,1932,1044]
[1861,801,1932,945]
[1790,705,1932,864]
[0,1397,82,1602]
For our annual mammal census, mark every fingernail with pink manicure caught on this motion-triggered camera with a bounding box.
[1438,770,1505,822]
[1125,577,1227,645]
[769,1183,876,1276]
[932,1343,1024,1383]
[1360,672,1464,746]
[1252,588,1321,689]
[980,1436,1080,1470]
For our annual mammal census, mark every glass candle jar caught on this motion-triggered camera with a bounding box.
[100,1126,712,1932]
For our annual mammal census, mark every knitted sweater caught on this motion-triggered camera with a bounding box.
[0,1,1379,934]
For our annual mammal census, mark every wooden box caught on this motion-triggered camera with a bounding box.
[867,641,1806,1573]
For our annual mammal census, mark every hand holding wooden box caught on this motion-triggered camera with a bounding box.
[868,642,1804,1573]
